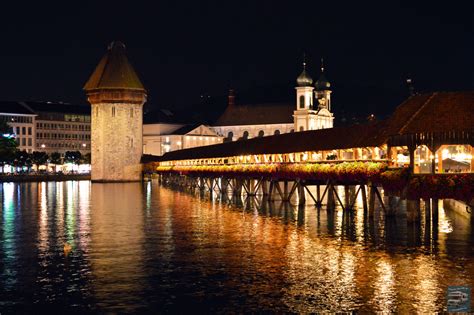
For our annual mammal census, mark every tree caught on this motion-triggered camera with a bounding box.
[31,151,49,170]
[81,152,91,165]
[0,120,17,172]
[50,152,62,165]
[64,151,82,165]
[14,150,32,173]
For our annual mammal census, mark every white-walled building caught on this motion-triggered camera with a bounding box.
[0,102,37,153]
[0,101,91,155]
[143,121,223,156]
[211,61,334,142]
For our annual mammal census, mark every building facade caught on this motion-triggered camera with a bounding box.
[0,102,36,153]
[211,62,334,141]
[0,101,91,155]
[143,123,223,156]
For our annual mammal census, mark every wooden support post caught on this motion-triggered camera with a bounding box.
[261,179,269,195]
[221,177,228,195]
[332,185,346,211]
[344,186,350,207]
[327,183,336,210]
[304,185,318,205]
[424,198,431,222]
[368,185,376,217]
[283,181,289,201]
[268,181,275,201]
[432,198,439,224]
[297,181,306,205]
[406,199,421,224]
[361,184,368,213]
[316,185,321,205]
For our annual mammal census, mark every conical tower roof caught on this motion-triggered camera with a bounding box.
[84,41,145,91]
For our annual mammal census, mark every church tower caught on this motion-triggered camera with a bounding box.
[313,59,334,129]
[293,61,317,131]
[315,59,332,111]
[84,42,147,182]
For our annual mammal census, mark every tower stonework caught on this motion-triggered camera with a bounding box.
[84,42,147,182]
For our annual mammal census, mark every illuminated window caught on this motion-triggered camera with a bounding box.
[299,95,305,109]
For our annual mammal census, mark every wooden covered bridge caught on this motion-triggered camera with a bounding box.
[143,92,474,222]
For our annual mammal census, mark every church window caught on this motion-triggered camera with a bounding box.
[258,130,264,137]
[300,126,304,131]
[242,131,249,140]
[274,130,280,135]
[299,95,305,109]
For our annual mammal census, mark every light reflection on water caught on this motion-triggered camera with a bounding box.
[0,180,473,312]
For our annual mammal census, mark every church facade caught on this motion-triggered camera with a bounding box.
[211,61,334,141]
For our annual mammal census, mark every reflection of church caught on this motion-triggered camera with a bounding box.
[143,60,335,155]
[212,60,334,141]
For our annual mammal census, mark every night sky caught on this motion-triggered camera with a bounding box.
[0,1,472,122]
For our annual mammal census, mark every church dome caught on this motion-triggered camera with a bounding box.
[315,73,331,90]
[296,64,313,87]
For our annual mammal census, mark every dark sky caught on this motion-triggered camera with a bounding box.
[0,1,472,121]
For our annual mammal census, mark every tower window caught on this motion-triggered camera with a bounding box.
[299,95,305,109]
[112,107,116,117]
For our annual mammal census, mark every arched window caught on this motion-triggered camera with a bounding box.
[258,130,264,137]
[242,131,249,140]
[299,95,305,109]
[224,131,233,142]
[274,130,280,135]
[299,126,304,131]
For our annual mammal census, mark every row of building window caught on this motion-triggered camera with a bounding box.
[16,126,32,135]
[37,133,90,140]
[37,122,90,131]
[1,115,33,123]
[17,138,33,146]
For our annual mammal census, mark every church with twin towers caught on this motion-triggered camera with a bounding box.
[84,42,334,182]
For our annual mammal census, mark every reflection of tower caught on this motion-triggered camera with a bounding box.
[84,42,147,182]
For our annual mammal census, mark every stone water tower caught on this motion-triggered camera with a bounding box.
[84,42,147,182]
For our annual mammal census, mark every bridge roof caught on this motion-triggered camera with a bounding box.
[144,122,385,162]
[383,91,474,136]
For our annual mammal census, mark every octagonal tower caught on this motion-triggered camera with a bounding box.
[84,42,147,182]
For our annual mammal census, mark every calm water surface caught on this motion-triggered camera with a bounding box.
[1,180,474,313]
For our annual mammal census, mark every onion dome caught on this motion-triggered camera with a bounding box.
[315,73,331,90]
[296,62,313,87]
[315,58,331,90]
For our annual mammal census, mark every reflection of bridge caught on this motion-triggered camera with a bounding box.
[143,92,474,224]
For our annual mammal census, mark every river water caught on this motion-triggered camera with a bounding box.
[1,180,473,313]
